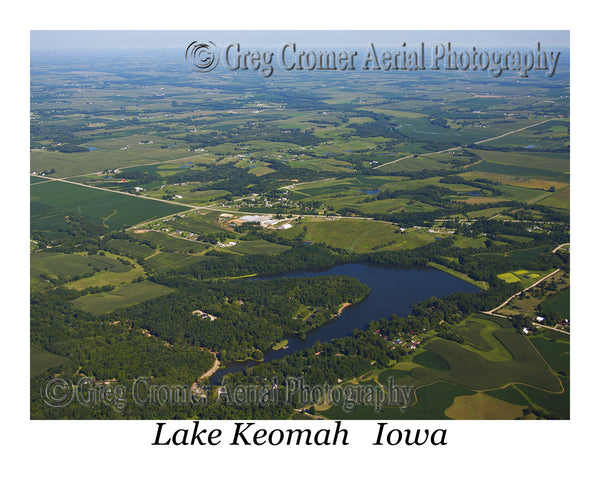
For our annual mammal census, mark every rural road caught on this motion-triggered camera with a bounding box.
[483,268,562,315]
[552,243,570,253]
[374,117,557,170]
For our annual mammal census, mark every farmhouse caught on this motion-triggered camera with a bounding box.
[192,310,217,321]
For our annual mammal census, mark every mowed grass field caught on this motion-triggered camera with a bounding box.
[71,280,173,315]
[31,180,188,230]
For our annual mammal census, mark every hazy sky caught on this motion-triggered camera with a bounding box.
[31,30,569,50]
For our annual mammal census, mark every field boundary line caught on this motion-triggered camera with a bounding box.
[483,268,561,315]
[374,117,559,170]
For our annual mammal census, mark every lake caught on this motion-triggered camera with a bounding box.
[209,263,479,384]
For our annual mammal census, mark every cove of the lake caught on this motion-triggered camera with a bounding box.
[210,263,479,384]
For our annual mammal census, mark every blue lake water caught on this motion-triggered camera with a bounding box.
[210,263,479,383]
[357,189,381,195]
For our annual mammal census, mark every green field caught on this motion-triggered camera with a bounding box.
[31,252,133,291]
[530,336,570,375]
[132,231,209,253]
[31,344,68,377]
[411,331,561,392]
[321,382,474,420]
[228,239,291,255]
[31,180,187,231]
[31,143,195,178]
[107,239,155,259]
[144,251,205,271]
[71,280,173,315]
[277,218,435,253]
[537,187,570,209]
[444,392,525,419]
[539,288,570,319]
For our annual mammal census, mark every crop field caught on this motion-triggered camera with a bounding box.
[410,330,562,392]
[476,245,550,263]
[31,344,68,377]
[65,261,144,290]
[144,251,209,272]
[131,231,210,254]
[167,211,229,235]
[469,150,569,173]
[444,392,525,419]
[517,377,569,419]
[228,239,291,255]
[31,252,133,291]
[494,184,550,203]
[539,288,570,319]
[530,336,570,375]
[497,268,553,287]
[497,272,520,283]
[71,280,173,315]
[31,180,187,231]
[30,42,570,421]
[537,187,570,209]
[468,160,569,183]
[30,144,194,177]
[107,239,155,259]
[145,187,230,206]
[276,217,434,253]
[453,315,513,361]
[321,381,475,420]
[485,384,531,407]
[30,176,51,184]
[412,350,450,370]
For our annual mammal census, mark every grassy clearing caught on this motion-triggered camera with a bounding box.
[272,339,289,351]
[71,280,173,315]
